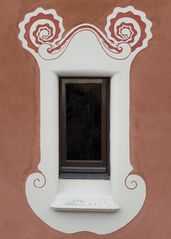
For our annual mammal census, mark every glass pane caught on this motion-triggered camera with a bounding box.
[66,83,101,161]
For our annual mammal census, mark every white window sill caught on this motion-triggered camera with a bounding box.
[51,179,120,212]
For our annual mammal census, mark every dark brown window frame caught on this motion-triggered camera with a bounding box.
[59,76,110,179]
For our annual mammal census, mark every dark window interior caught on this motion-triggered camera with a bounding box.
[59,77,110,179]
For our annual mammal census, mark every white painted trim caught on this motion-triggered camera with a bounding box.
[18,6,152,234]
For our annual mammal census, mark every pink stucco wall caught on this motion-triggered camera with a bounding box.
[0,0,171,238]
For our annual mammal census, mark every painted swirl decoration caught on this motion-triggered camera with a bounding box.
[18,6,152,60]
[105,10,147,52]
[19,8,64,53]
[33,172,46,188]
[125,174,138,190]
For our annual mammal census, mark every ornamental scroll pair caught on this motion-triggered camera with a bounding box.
[18,6,152,234]
[19,6,152,60]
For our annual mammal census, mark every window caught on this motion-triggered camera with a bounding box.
[59,77,110,179]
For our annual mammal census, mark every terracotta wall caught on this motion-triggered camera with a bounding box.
[0,0,171,238]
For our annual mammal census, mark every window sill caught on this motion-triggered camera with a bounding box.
[50,179,120,212]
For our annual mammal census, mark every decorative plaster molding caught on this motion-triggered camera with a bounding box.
[18,6,152,234]
[19,6,152,60]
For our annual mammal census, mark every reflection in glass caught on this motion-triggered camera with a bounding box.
[66,83,101,161]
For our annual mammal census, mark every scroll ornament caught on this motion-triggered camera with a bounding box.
[19,6,152,60]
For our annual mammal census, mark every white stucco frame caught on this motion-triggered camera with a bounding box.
[18,6,152,234]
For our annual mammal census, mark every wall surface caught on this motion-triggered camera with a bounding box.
[0,0,171,238]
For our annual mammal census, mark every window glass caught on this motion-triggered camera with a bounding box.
[59,77,110,179]
[66,83,101,161]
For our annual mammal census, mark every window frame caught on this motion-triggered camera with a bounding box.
[59,76,110,179]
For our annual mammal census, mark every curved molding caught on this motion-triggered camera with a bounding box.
[18,6,152,234]
[18,6,152,60]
